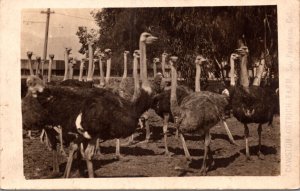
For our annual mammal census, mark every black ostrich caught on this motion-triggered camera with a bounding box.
[62,32,158,178]
[228,46,279,160]
[23,75,126,177]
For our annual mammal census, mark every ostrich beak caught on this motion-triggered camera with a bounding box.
[146,36,158,44]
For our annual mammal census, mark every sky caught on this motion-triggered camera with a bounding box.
[21,9,99,60]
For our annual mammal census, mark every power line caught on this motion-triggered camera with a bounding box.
[55,12,94,21]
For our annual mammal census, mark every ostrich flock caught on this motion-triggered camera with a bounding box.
[22,32,279,178]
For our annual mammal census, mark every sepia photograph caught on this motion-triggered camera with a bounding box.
[0,0,299,189]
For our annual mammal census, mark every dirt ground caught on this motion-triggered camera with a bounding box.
[23,109,280,179]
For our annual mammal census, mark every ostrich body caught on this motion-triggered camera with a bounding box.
[229,46,278,160]
[63,32,157,178]
[169,56,229,174]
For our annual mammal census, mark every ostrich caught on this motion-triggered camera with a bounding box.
[229,45,279,160]
[169,56,229,174]
[24,75,128,177]
[150,55,236,157]
[63,32,157,178]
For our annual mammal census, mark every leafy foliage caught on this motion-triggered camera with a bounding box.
[76,6,278,86]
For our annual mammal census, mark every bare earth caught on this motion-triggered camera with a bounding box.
[23,110,280,178]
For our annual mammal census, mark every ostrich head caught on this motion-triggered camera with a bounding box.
[65,47,72,54]
[139,32,158,44]
[133,50,140,58]
[235,46,249,57]
[124,50,130,55]
[169,56,178,68]
[162,52,168,58]
[153,58,160,63]
[27,51,33,58]
[104,48,112,59]
[36,56,41,62]
[26,76,45,98]
[195,55,207,66]
[49,54,54,59]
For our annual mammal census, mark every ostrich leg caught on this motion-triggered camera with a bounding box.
[244,124,251,160]
[27,130,34,139]
[55,126,67,157]
[221,120,238,145]
[179,133,191,160]
[63,143,78,178]
[257,124,264,160]
[163,113,171,156]
[200,131,212,175]
[80,142,95,178]
[52,150,59,174]
[115,139,121,159]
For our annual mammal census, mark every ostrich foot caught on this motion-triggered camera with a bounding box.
[257,151,265,160]
[185,156,192,161]
[199,166,208,176]
[164,151,174,157]
[113,154,130,162]
[245,155,252,161]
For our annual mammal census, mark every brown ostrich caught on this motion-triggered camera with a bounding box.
[169,56,230,175]
[151,55,236,157]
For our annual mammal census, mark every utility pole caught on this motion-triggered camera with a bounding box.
[41,8,54,76]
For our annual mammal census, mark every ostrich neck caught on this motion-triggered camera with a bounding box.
[122,54,127,79]
[253,52,265,86]
[162,56,166,76]
[153,62,157,76]
[105,58,111,84]
[63,51,69,81]
[240,55,249,88]
[195,64,201,92]
[131,56,140,102]
[79,60,84,81]
[139,41,151,91]
[99,59,104,85]
[170,64,179,110]
[230,57,236,86]
[48,58,53,82]
[139,41,146,82]
[28,57,34,75]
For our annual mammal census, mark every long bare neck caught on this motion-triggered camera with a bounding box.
[105,58,111,84]
[122,54,127,79]
[153,62,157,76]
[170,64,179,110]
[99,59,105,86]
[79,60,84,81]
[162,56,166,76]
[63,52,69,81]
[139,41,146,82]
[253,52,265,86]
[230,56,236,86]
[68,63,74,79]
[195,64,201,92]
[28,57,34,75]
[48,58,53,82]
[86,44,94,82]
[240,55,249,88]
[131,56,140,102]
